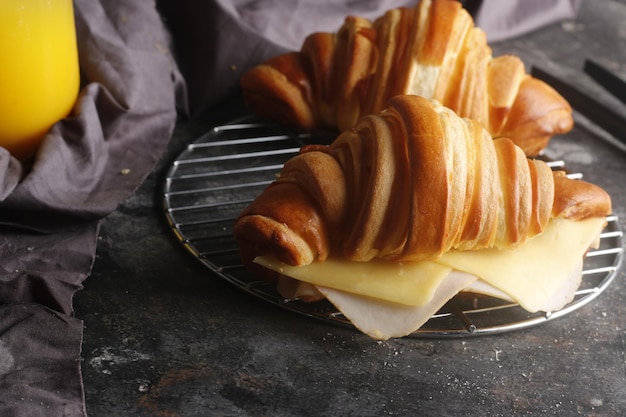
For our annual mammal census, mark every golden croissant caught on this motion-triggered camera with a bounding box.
[240,0,573,156]
[233,95,611,269]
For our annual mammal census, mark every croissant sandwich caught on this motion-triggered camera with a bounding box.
[233,95,611,340]
[240,0,573,156]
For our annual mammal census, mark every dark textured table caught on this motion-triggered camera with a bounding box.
[75,1,626,416]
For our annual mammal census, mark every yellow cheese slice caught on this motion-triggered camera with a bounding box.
[254,217,606,312]
[436,217,606,312]
[254,256,453,306]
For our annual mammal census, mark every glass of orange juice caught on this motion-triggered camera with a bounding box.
[0,0,80,161]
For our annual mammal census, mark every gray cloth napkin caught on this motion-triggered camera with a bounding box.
[0,304,85,417]
[473,0,582,42]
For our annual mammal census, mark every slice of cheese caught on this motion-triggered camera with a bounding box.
[254,256,453,306]
[462,280,513,302]
[254,217,605,312]
[436,217,606,312]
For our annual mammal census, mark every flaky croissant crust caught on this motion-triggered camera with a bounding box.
[233,96,611,268]
[240,0,573,156]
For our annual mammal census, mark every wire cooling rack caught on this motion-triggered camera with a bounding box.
[162,115,624,338]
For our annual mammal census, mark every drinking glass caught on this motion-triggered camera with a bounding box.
[0,0,80,161]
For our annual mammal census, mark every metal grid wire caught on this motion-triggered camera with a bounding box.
[162,116,624,338]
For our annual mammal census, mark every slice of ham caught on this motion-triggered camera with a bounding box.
[316,271,478,340]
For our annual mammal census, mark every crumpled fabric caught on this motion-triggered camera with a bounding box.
[0,223,98,315]
[472,0,582,42]
[0,1,581,416]
[0,304,85,417]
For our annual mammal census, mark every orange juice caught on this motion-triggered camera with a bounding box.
[0,0,80,161]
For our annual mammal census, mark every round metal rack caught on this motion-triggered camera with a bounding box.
[162,116,624,337]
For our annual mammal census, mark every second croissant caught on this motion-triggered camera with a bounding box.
[240,0,574,156]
